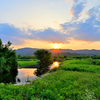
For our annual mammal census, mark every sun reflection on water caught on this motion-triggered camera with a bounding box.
[54,61,59,67]
[50,61,60,69]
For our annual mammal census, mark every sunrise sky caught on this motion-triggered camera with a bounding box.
[0,0,100,50]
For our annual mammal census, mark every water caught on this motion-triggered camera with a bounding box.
[16,68,37,85]
[0,61,60,85]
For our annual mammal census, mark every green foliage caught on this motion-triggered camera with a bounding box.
[91,59,100,65]
[59,59,100,73]
[40,89,55,99]
[19,56,36,59]
[0,57,6,73]
[0,83,29,100]
[0,39,18,74]
[29,70,100,99]
[17,54,21,59]
[0,69,18,84]
[34,49,53,68]
[1,57,100,99]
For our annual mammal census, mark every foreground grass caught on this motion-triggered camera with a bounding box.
[0,70,100,100]
[0,59,100,100]
[17,59,38,67]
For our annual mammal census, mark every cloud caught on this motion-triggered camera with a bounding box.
[72,0,78,3]
[27,28,67,43]
[70,1,86,20]
[0,23,68,45]
[61,6,100,42]
[66,0,78,3]
[0,1,100,46]
[0,23,26,45]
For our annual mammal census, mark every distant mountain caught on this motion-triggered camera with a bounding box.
[16,48,100,56]
[16,48,39,56]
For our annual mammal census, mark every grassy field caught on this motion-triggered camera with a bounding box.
[58,59,100,73]
[0,58,100,100]
[17,59,38,67]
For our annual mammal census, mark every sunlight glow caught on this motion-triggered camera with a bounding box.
[54,45,58,49]
[50,61,60,69]
[53,61,59,67]
[53,43,60,49]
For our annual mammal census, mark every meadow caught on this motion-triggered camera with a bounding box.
[0,58,100,100]
[17,59,38,67]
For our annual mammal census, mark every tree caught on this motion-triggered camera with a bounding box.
[0,39,18,74]
[34,49,53,68]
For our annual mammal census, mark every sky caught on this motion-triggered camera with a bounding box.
[0,0,100,50]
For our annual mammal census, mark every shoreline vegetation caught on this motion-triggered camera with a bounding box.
[1,58,100,99]
[19,64,40,68]
[17,59,38,68]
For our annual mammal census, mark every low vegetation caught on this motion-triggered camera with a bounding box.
[0,58,100,99]
[17,59,38,67]
[58,59,100,73]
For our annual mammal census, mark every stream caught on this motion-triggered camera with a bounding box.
[0,61,60,85]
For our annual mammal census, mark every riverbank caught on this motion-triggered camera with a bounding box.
[20,64,40,68]
[17,59,38,68]
[0,59,100,99]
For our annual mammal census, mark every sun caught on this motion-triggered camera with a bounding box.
[53,43,59,49]
[54,45,58,49]
[52,43,61,56]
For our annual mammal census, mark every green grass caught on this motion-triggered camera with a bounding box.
[30,70,100,100]
[0,83,29,100]
[17,59,38,67]
[0,70,100,99]
[1,58,100,99]
[58,59,100,73]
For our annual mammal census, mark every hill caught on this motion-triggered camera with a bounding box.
[16,48,100,56]
[16,48,39,56]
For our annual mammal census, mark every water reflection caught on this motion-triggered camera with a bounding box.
[34,68,50,76]
[17,68,36,77]
[50,61,60,69]
[0,69,37,84]
[16,68,37,84]
[0,61,60,84]
[34,61,60,76]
